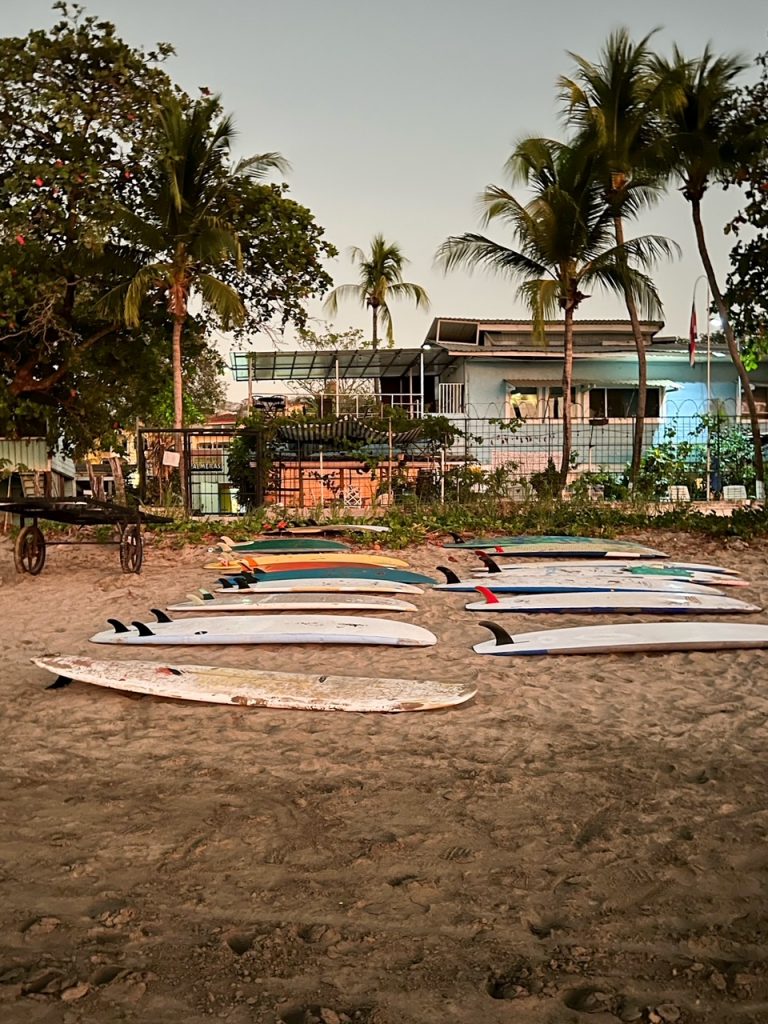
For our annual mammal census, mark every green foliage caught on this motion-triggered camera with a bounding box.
[724,49,768,357]
[0,5,334,453]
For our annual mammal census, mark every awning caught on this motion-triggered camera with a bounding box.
[274,416,425,447]
[230,347,456,382]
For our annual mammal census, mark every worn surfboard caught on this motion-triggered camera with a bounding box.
[473,620,768,656]
[205,552,409,571]
[168,591,419,613]
[220,566,437,585]
[215,578,424,595]
[434,567,720,595]
[471,556,747,587]
[33,656,474,713]
[444,534,667,558]
[465,586,760,615]
[471,557,740,577]
[213,537,351,554]
[90,612,437,647]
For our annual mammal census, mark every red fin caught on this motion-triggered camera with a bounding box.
[475,585,499,605]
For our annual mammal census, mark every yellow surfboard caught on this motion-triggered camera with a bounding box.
[204,552,409,571]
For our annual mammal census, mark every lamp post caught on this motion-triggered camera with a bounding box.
[692,275,712,500]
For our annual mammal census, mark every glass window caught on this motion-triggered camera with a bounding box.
[589,388,660,419]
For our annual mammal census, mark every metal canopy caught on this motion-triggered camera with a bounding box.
[230,347,455,382]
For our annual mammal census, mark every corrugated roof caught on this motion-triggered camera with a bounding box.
[230,347,455,382]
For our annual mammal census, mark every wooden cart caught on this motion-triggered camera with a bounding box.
[0,497,171,576]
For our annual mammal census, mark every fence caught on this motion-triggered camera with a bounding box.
[136,414,764,514]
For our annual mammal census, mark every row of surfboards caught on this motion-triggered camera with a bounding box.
[33,530,768,713]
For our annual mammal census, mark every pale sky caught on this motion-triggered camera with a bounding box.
[6,1,768,394]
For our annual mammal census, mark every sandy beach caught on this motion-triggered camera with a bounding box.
[1,530,767,1024]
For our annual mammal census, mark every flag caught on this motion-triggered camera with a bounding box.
[689,302,698,367]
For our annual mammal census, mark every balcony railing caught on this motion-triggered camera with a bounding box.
[438,383,465,415]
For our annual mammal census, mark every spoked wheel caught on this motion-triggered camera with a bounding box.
[120,524,143,574]
[14,525,46,575]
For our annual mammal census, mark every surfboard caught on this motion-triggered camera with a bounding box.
[212,537,351,554]
[222,566,437,585]
[216,577,424,595]
[465,586,760,615]
[168,591,419,613]
[433,566,720,595]
[473,620,768,656]
[226,524,390,539]
[89,612,438,647]
[470,556,747,587]
[205,552,409,571]
[443,534,667,557]
[471,557,740,576]
[33,656,473,713]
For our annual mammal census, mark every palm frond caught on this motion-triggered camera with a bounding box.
[195,274,246,328]
[323,283,366,317]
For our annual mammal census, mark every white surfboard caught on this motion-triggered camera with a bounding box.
[168,592,418,613]
[470,562,747,587]
[471,558,740,577]
[33,656,472,713]
[222,524,390,541]
[435,568,720,595]
[473,620,768,656]
[90,613,437,647]
[215,577,424,595]
[465,586,760,615]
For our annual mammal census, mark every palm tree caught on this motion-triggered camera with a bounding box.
[436,138,676,493]
[323,234,430,349]
[100,93,287,505]
[559,28,672,487]
[654,45,765,489]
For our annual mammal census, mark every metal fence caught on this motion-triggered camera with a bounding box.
[136,414,763,514]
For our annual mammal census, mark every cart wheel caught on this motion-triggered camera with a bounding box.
[14,525,46,575]
[120,524,143,574]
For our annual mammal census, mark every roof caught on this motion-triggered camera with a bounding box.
[230,347,456,382]
[423,317,666,347]
[274,416,425,446]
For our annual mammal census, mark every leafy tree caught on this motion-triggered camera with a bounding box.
[436,138,673,492]
[323,234,430,349]
[654,45,766,486]
[724,48,768,366]
[0,2,175,448]
[559,28,674,486]
[0,5,336,458]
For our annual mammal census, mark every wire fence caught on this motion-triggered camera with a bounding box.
[136,414,765,514]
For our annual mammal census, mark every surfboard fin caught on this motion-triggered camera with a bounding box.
[436,566,461,584]
[107,618,129,633]
[151,608,172,623]
[447,532,463,544]
[476,551,502,573]
[218,577,234,589]
[47,675,72,690]
[478,620,514,646]
[475,586,500,605]
[186,593,205,604]
[132,621,155,637]
[220,535,236,548]
[199,589,214,600]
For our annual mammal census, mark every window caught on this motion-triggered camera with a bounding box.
[507,388,539,419]
[589,387,660,419]
[542,387,576,420]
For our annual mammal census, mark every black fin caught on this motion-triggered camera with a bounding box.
[238,571,257,581]
[218,577,234,589]
[250,567,266,575]
[151,608,172,623]
[107,618,129,633]
[478,620,514,647]
[200,590,214,601]
[448,532,462,544]
[47,675,72,690]
[164,667,183,676]
[477,551,502,574]
[235,578,250,590]
[436,566,461,584]
[131,621,155,637]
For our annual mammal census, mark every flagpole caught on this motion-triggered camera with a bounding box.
[706,283,712,501]
[691,274,709,500]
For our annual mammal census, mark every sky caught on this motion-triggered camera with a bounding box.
[5,0,768,399]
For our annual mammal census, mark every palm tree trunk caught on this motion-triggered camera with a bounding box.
[559,305,575,493]
[613,213,648,488]
[171,314,189,511]
[690,197,765,490]
[371,305,379,351]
